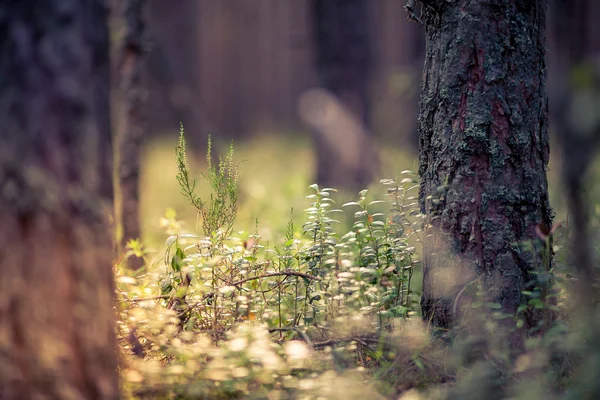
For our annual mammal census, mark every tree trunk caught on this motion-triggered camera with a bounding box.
[117,0,146,269]
[311,0,377,189]
[548,1,600,395]
[0,0,119,398]
[146,0,204,147]
[417,1,553,334]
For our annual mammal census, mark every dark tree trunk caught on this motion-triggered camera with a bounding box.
[311,0,377,189]
[417,1,553,333]
[117,0,146,269]
[0,0,119,398]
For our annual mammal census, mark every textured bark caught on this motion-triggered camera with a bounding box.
[417,1,553,331]
[312,0,377,189]
[117,0,146,269]
[0,0,119,398]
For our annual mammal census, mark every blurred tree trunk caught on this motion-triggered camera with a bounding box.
[311,0,377,189]
[372,0,425,150]
[0,0,119,398]
[117,0,146,269]
[417,1,553,336]
[550,0,600,308]
[549,1,600,395]
[146,0,205,147]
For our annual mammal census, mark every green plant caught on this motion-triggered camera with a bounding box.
[116,131,436,398]
[116,130,590,400]
[176,123,239,239]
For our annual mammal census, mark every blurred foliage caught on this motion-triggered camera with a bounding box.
[118,129,434,398]
[117,129,600,399]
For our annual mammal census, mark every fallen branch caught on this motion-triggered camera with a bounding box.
[313,336,381,350]
[267,328,381,351]
[268,327,314,350]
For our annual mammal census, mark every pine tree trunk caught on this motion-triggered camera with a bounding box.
[0,0,119,398]
[117,0,146,269]
[417,1,553,333]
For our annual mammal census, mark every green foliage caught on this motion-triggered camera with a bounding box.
[176,123,239,238]
[155,176,423,341]
[117,133,596,400]
[117,134,437,398]
[175,123,203,212]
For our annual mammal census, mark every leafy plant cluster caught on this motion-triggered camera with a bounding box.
[117,128,432,398]
[116,128,581,399]
[176,122,239,239]
[169,126,423,337]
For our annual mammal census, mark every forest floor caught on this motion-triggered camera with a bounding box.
[117,131,596,399]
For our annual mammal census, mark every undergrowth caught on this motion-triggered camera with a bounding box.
[116,126,585,400]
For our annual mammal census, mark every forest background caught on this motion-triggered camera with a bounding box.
[2,1,600,399]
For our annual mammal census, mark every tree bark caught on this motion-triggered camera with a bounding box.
[0,0,119,398]
[117,0,146,269]
[417,1,553,334]
[311,0,377,189]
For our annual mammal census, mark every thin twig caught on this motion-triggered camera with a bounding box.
[120,271,319,304]
[269,327,314,350]
[228,270,321,287]
[313,337,377,350]
[121,295,170,303]
[303,336,381,350]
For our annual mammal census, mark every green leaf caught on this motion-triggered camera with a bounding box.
[160,280,173,295]
[171,247,185,272]
[522,290,539,298]
[530,298,545,309]
[413,357,425,370]
[485,302,502,309]
[516,319,524,328]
